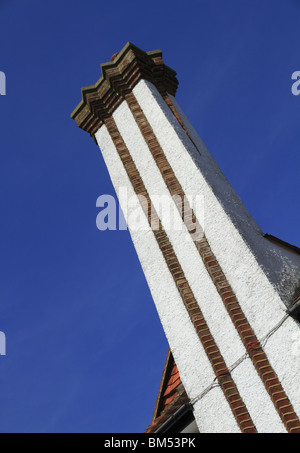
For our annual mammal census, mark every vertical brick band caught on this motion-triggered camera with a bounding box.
[72,43,300,433]
[104,115,257,433]
[125,91,300,433]
[163,94,201,154]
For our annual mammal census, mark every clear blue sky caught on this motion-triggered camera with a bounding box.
[0,0,299,433]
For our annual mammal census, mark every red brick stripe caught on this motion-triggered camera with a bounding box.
[124,91,300,433]
[104,115,257,433]
[163,94,201,154]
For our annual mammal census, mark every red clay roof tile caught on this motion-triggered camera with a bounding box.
[145,349,189,432]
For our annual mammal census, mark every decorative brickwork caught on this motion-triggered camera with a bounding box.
[104,115,257,433]
[71,42,178,138]
[162,94,201,154]
[124,91,300,433]
[71,43,300,433]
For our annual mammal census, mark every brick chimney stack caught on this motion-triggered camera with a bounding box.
[71,43,300,433]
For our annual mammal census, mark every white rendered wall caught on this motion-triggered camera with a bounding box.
[167,93,300,306]
[95,123,239,433]
[94,80,300,432]
[112,100,285,432]
[131,79,300,431]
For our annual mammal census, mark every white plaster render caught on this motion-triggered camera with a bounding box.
[168,93,300,423]
[168,94,300,306]
[133,79,300,426]
[95,122,239,432]
[112,99,285,432]
[192,385,239,433]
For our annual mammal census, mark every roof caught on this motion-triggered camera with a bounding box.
[264,233,300,255]
[145,349,190,433]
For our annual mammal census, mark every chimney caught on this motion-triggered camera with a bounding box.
[71,43,300,433]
